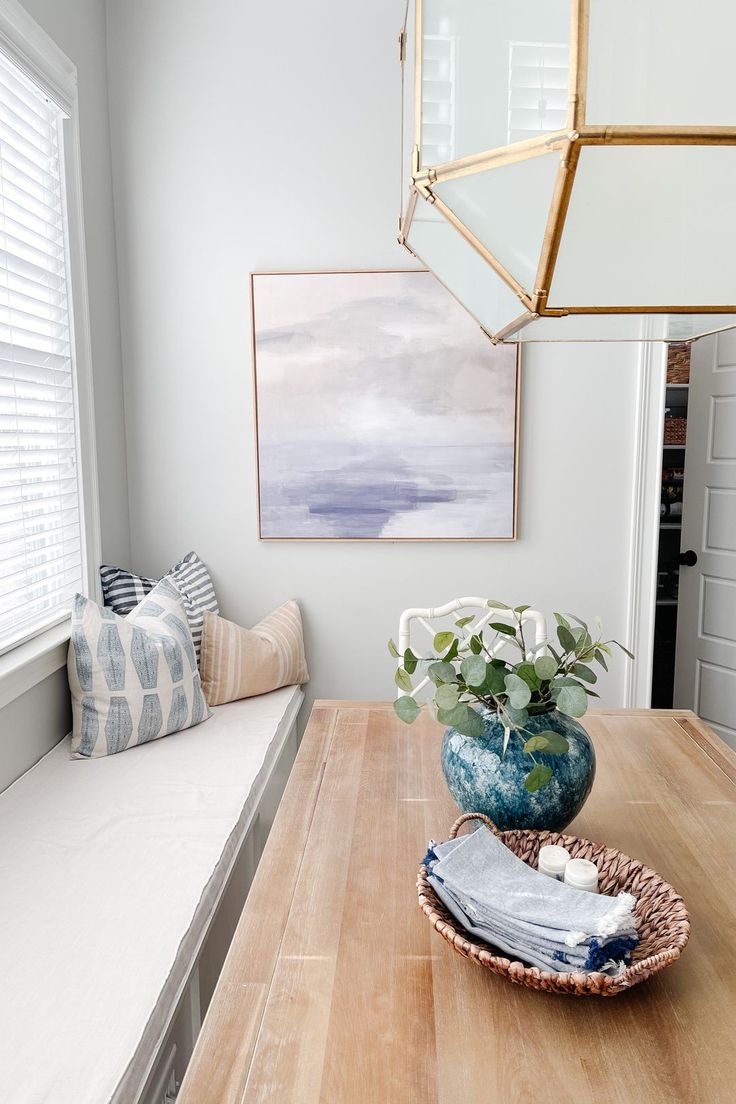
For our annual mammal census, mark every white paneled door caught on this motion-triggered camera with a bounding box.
[674,331,736,748]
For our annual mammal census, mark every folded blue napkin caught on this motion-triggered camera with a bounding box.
[425,827,638,975]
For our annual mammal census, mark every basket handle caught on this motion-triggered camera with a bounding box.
[449,812,500,839]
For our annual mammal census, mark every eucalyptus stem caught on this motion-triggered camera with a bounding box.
[390,603,633,793]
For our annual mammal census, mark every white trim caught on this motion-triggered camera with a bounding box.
[623,339,667,707]
[61,106,103,605]
[0,0,76,113]
[0,619,70,711]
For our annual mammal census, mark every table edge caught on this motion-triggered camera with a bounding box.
[312,701,736,785]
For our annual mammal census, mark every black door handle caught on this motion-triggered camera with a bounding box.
[679,550,698,567]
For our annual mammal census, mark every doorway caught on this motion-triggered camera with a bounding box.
[651,332,736,750]
[651,343,689,707]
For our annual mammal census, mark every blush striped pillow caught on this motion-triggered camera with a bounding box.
[199,601,309,706]
[100,551,218,663]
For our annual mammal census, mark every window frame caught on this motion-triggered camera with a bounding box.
[0,0,100,708]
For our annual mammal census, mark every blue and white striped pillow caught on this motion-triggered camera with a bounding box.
[68,577,211,759]
[99,551,218,663]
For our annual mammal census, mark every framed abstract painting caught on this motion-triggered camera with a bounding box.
[250,270,519,541]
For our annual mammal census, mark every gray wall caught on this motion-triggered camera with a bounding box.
[105,0,645,714]
[0,0,128,787]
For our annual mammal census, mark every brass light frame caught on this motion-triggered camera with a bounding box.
[398,0,736,343]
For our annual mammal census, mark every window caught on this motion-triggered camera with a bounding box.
[0,47,85,653]
[508,41,569,144]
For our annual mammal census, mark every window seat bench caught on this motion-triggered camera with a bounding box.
[0,683,304,1104]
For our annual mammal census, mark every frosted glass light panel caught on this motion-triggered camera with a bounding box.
[406,205,526,337]
[399,0,736,342]
[550,147,736,308]
[434,150,560,292]
[586,0,736,126]
[419,0,569,166]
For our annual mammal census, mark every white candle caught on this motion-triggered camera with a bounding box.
[564,857,599,893]
[537,844,570,881]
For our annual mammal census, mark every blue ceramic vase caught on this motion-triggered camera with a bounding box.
[441,707,595,832]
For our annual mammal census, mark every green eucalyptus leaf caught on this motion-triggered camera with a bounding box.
[504,705,529,727]
[444,638,460,662]
[514,604,531,614]
[455,615,475,628]
[428,661,457,685]
[516,662,541,690]
[572,663,597,684]
[394,667,412,692]
[393,695,420,723]
[553,612,571,630]
[557,624,577,653]
[594,649,608,671]
[403,649,418,675]
[469,634,483,655]
[486,599,510,609]
[484,665,508,695]
[612,639,635,660]
[439,703,485,738]
[534,655,558,681]
[504,672,532,709]
[387,638,399,658]
[555,683,588,718]
[577,650,597,665]
[491,622,517,637]
[525,730,569,755]
[524,763,554,793]
[523,734,551,753]
[437,702,465,725]
[435,683,460,710]
[433,631,455,653]
[460,655,487,687]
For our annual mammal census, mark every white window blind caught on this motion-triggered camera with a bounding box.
[0,48,83,652]
[508,41,569,144]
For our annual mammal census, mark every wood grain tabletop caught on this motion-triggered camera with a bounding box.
[178,702,736,1104]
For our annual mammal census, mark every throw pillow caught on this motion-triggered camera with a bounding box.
[99,550,218,662]
[199,600,309,707]
[68,577,211,759]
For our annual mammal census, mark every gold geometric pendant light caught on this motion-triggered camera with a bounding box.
[399,0,736,343]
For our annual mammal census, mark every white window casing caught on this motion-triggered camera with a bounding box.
[0,0,99,708]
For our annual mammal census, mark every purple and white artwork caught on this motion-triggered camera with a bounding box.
[251,270,518,540]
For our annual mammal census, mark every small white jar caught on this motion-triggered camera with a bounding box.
[564,857,599,893]
[537,844,570,881]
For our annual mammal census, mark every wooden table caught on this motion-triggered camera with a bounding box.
[179,703,736,1104]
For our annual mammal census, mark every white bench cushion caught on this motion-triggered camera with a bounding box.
[0,684,303,1104]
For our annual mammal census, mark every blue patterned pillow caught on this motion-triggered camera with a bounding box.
[68,578,211,759]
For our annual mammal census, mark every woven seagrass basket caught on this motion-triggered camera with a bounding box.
[418,813,690,997]
[664,416,687,445]
[667,342,691,384]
